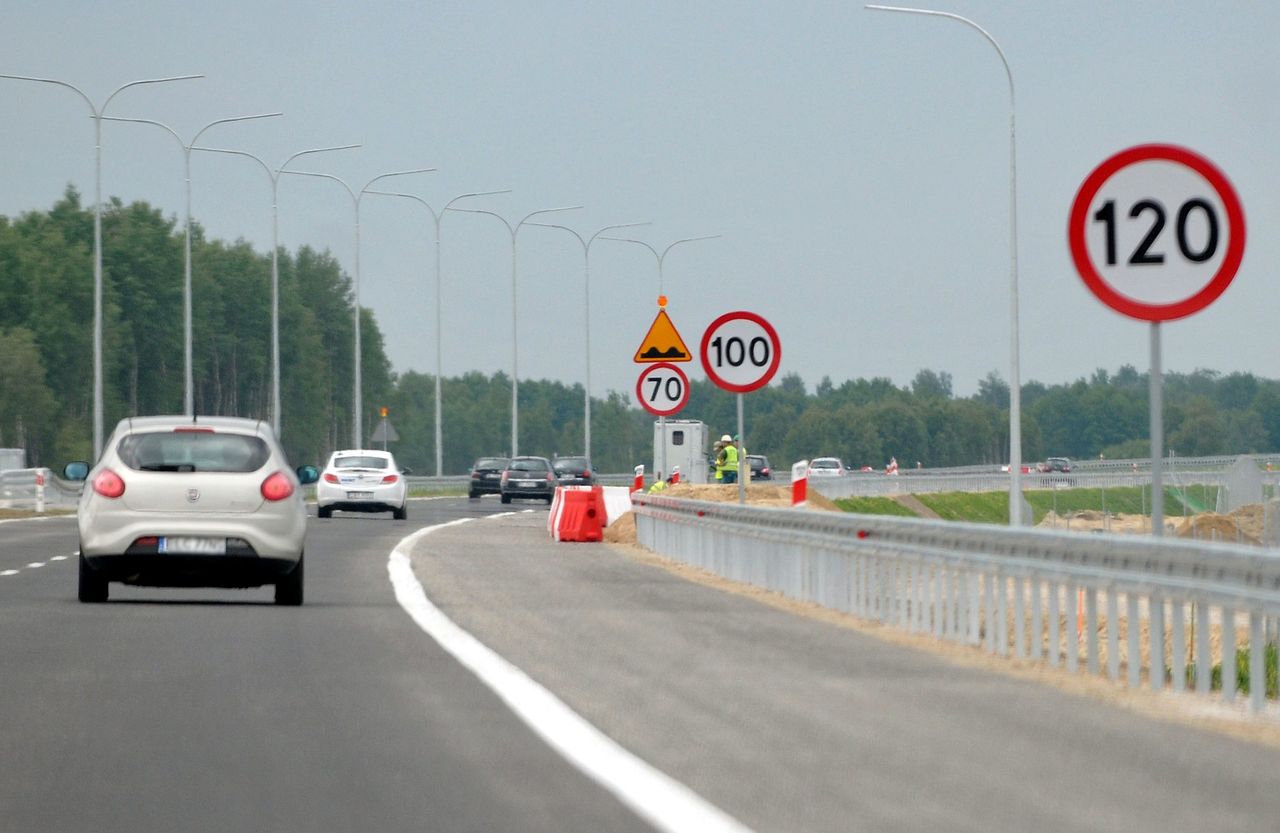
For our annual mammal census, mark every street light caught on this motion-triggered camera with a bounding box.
[189,143,361,437]
[102,112,282,417]
[867,4,1025,524]
[0,72,203,458]
[600,234,721,482]
[445,205,583,457]
[525,221,651,461]
[363,188,511,475]
[282,167,437,447]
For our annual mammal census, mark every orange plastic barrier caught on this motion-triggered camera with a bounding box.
[553,486,605,543]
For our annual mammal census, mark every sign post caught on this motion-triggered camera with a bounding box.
[700,311,782,504]
[1068,143,1245,536]
[634,297,692,483]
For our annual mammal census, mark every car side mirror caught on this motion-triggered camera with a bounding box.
[296,465,319,485]
[400,467,412,476]
[63,461,90,481]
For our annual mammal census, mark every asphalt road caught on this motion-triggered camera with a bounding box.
[2,501,1279,833]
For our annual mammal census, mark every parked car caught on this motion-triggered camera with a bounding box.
[807,457,846,477]
[552,456,595,487]
[501,456,556,504]
[746,454,772,480]
[469,456,509,499]
[316,449,408,520]
[63,415,319,605]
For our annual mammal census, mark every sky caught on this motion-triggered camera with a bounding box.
[2,1,1278,405]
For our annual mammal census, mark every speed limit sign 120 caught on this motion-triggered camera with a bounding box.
[1068,144,1245,321]
[635,362,690,417]
[699,311,781,393]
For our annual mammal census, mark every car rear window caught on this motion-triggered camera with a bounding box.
[334,456,390,470]
[474,458,507,469]
[117,431,270,473]
[554,458,589,472]
[812,459,838,468]
[509,458,549,472]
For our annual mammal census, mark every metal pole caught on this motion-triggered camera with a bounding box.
[526,221,650,460]
[0,73,202,457]
[447,205,582,457]
[867,5,1023,524]
[1151,322,1164,537]
[104,112,281,417]
[192,143,360,437]
[737,393,746,505]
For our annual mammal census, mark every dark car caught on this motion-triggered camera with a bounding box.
[469,456,509,499]
[552,456,595,487]
[500,456,556,504]
[746,454,772,480]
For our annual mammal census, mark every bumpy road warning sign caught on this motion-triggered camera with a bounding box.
[633,309,692,363]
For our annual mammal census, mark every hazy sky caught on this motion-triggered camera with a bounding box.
[3,1,1277,403]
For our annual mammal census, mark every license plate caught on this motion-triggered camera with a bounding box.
[347,491,374,499]
[159,536,226,555]
[518,480,538,487]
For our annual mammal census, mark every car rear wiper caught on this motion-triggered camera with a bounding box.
[138,463,196,472]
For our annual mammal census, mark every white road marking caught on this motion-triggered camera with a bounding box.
[1,570,18,577]
[26,562,45,569]
[50,555,68,562]
[388,519,755,833]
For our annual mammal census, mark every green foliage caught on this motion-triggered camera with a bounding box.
[1188,643,1279,698]
[833,496,918,517]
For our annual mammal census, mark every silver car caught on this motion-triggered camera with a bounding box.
[64,416,319,605]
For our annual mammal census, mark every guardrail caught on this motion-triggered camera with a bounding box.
[0,468,82,510]
[632,495,1280,716]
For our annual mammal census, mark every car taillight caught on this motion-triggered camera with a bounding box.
[381,474,398,484]
[323,472,340,484]
[261,471,295,501]
[92,468,126,498]
[546,472,554,481]
[501,471,509,483]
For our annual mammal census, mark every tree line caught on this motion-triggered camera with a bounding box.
[1,191,1276,474]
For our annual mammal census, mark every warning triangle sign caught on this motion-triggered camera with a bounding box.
[633,309,692,363]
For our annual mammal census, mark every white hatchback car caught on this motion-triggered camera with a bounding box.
[316,449,408,519]
[64,415,319,605]
[807,457,846,477]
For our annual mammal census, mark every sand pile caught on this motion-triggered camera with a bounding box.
[1038,504,1270,545]
[604,482,839,544]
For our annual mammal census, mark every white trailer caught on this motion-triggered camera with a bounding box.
[653,419,709,484]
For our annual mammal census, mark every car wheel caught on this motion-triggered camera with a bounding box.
[318,505,332,519]
[468,491,479,500]
[500,493,511,504]
[275,555,304,606]
[393,504,407,520]
[78,553,108,603]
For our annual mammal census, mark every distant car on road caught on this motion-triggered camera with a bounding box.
[1043,457,1073,473]
[501,456,556,504]
[806,457,846,477]
[746,454,772,480]
[469,456,509,499]
[64,415,319,605]
[552,456,595,487]
[316,449,408,520]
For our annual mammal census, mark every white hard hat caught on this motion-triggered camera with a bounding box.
[721,434,732,442]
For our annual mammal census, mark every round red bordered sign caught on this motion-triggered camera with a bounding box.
[1068,144,1245,322]
[699,311,781,393]
[635,362,690,416]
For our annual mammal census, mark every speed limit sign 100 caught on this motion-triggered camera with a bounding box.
[699,311,781,394]
[1068,144,1245,322]
[635,362,690,417]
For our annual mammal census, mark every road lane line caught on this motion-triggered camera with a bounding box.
[1,570,18,577]
[389,519,755,833]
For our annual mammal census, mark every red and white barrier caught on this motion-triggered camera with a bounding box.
[633,464,645,493]
[548,485,606,542]
[670,465,680,485]
[791,459,808,506]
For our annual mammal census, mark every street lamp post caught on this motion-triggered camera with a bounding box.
[281,168,436,447]
[599,234,721,482]
[445,205,583,457]
[867,4,1025,524]
[525,221,651,461]
[363,188,511,475]
[189,144,361,437]
[0,72,203,458]
[102,112,282,416]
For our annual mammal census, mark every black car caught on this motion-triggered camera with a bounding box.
[469,456,509,499]
[552,456,595,487]
[746,454,772,480]
[500,456,556,504]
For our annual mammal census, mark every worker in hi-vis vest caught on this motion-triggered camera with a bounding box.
[717,434,739,485]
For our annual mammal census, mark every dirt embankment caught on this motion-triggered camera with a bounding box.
[1039,503,1271,545]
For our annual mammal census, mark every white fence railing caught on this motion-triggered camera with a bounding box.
[0,468,82,510]
[633,495,1280,717]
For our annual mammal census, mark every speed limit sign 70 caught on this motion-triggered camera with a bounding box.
[699,311,781,393]
[1068,144,1245,321]
[636,362,690,416]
